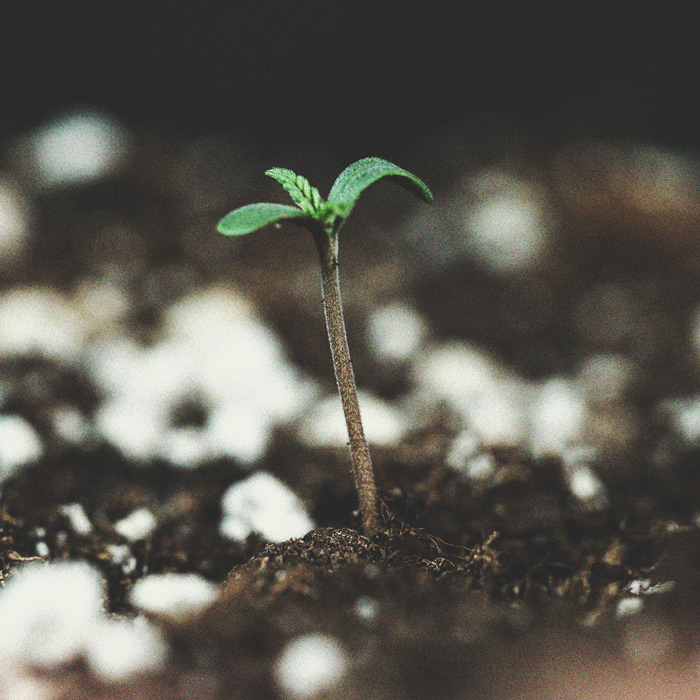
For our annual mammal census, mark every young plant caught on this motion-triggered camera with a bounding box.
[217,158,433,535]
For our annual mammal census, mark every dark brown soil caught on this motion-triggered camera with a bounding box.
[3,128,700,699]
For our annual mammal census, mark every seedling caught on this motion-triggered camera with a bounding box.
[217,158,433,535]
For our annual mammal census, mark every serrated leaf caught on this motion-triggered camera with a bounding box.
[265,168,324,216]
[217,203,311,237]
[327,157,433,217]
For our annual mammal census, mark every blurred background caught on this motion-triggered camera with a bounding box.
[3,3,700,153]
[3,3,700,477]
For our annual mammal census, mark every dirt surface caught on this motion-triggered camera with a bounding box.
[3,126,700,698]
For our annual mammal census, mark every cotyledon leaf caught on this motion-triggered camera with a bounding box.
[217,203,312,237]
[327,157,433,217]
[266,168,325,216]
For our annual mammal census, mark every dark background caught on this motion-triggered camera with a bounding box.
[2,2,699,157]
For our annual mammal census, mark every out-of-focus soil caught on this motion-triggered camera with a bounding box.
[3,128,700,698]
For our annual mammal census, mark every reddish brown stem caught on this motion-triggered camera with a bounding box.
[314,231,380,535]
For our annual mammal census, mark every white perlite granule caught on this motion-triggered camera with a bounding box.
[0,561,168,681]
[106,544,137,575]
[22,111,130,188]
[129,573,218,619]
[275,633,349,699]
[59,503,93,535]
[529,378,587,457]
[566,464,609,511]
[0,415,43,481]
[84,617,167,682]
[0,561,104,668]
[88,286,317,466]
[114,508,157,541]
[220,472,314,543]
[462,171,553,276]
[367,303,427,363]
[0,287,86,362]
[353,596,379,622]
[412,342,529,447]
[616,597,644,618]
[659,396,700,445]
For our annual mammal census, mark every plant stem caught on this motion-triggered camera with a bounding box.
[313,231,380,535]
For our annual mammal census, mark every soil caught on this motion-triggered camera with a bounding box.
[3,129,700,699]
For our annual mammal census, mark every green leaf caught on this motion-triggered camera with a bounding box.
[327,157,433,217]
[265,168,325,216]
[217,203,311,237]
